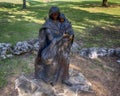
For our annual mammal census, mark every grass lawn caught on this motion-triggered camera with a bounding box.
[0,0,120,88]
[0,0,120,46]
[0,55,34,88]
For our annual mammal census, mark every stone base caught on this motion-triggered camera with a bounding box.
[15,69,92,96]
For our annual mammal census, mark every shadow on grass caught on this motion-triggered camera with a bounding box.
[82,26,120,47]
[1,0,120,26]
[0,12,40,44]
[0,2,43,44]
[26,0,120,47]
[0,2,22,9]
[24,1,120,24]
[60,1,120,8]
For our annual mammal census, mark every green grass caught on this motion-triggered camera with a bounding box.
[0,0,120,88]
[0,0,120,46]
[0,55,34,88]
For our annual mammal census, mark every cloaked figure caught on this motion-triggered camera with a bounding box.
[34,6,74,86]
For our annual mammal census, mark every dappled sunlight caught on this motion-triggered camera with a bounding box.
[70,64,81,71]
[33,19,44,24]
[70,6,120,25]
[73,25,86,29]
[22,16,44,24]
[71,6,120,16]
[0,0,23,4]
[0,8,11,12]
[12,10,32,15]
[86,7,120,16]
[75,55,87,61]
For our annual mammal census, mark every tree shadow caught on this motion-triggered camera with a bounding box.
[82,0,119,7]
[67,1,120,8]
[0,2,42,44]
[0,2,22,9]
[24,1,120,24]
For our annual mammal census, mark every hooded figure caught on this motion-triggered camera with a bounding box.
[35,7,74,86]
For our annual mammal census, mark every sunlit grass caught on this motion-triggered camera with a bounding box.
[71,6,120,16]
[0,0,23,4]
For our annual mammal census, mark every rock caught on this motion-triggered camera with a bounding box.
[88,47,98,59]
[69,69,92,92]
[15,69,92,96]
[97,48,108,57]
[79,47,116,59]
[117,59,120,64]
[15,75,54,96]
[107,48,115,56]
[0,55,6,59]
[6,54,13,58]
[1,39,119,60]
[79,48,89,57]
[33,40,39,51]
[13,41,33,55]
[115,48,120,57]
[0,43,12,59]
[79,47,99,59]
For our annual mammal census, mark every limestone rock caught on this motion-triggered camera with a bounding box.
[15,75,54,96]
[1,39,119,60]
[79,47,117,59]
[13,41,33,55]
[79,48,89,57]
[88,47,98,59]
[117,59,120,64]
[33,40,39,51]
[15,69,92,96]
[69,69,92,92]
[107,48,115,56]
[97,48,108,57]
[0,43,13,59]
[115,48,120,57]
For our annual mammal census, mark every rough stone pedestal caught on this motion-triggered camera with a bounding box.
[15,69,92,96]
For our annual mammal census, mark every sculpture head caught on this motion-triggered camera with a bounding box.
[59,13,65,22]
[49,6,60,20]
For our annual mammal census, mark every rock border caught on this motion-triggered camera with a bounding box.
[0,39,120,60]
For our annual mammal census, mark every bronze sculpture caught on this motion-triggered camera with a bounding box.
[35,6,74,86]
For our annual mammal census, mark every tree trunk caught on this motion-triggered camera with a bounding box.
[23,0,26,9]
[102,0,108,7]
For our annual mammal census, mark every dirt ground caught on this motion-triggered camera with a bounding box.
[0,53,120,96]
[71,54,120,96]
